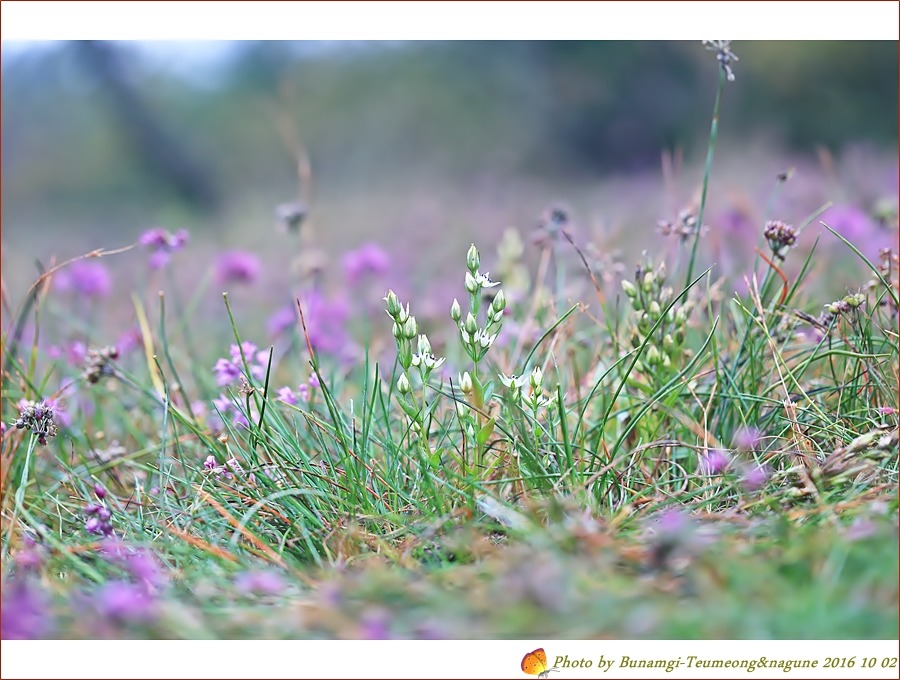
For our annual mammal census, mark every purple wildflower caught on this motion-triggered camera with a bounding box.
[139,228,171,249]
[308,374,320,389]
[647,508,697,571]
[359,607,393,640]
[299,290,349,356]
[93,483,107,500]
[55,261,112,299]
[342,243,390,286]
[169,229,189,249]
[819,204,886,246]
[14,537,44,571]
[67,341,87,366]
[117,328,143,354]
[741,464,769,491]
[95,580,155,623]
[699,448,730,475]
[414,620,447,640]
[215,251,262,286]
[878,406,896,415]
[276,387,298,406]
[297,384,309,401]
[99,538,167,590]
[235,570,285,596]
[268,305,297,337]
[139,227,189,269]
[84,503,113,536]
[213,358,242,387]
[733,427,762,451]
[1,578,53,639]
[148,250,170,270]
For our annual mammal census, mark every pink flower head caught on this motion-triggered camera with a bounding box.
[268,306,297,337]
[277,387,298,406]
[741,463,770,491]
[699,448,730,475]
[95,580,155,622]
[235,570,285,596]
[215,251,262,286]
[343,243,390,286]
[733,427,762,451]
[55,261,112,299]
[1,578,53,639]
[820,204,892,256]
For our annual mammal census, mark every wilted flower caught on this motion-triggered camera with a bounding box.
[215,251,262,286]
[764,220,797,257]
[83,345,119,384]
[702,40,739,82]
[275,201,307,233]
[13,400,58,446]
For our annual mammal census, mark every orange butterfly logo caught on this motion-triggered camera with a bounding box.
[521,648,559,678]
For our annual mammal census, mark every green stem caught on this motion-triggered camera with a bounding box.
[685,67,726,289]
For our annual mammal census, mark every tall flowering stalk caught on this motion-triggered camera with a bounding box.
[384,290,445,453]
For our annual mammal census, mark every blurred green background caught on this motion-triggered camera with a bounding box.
[2,40,898,303]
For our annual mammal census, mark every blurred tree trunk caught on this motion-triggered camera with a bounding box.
[73,40,220,213]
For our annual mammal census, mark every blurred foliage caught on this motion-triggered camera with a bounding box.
[1,40,897,227]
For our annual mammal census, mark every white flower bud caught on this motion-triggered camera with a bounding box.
[384,290,401,317]
[464,312,478,335]
[530,366,544,389]
[491,289,506,312]
[392,322,402,339]
[397,373,411,394]
[397,303,410,324]
[465,271,478,294]
[450,298,462,322]
[403,316,418,339]
[417,334,431,356]
[621,279,637,298]
[460,372,473,394]
[466,244,480,273]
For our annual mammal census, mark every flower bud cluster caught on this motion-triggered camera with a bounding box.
[13,399,58,446]
[454,244,506,362]
[621,258,694,378]
[385,290,445,399]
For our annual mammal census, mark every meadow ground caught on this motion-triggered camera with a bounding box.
[1,42,898,641]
